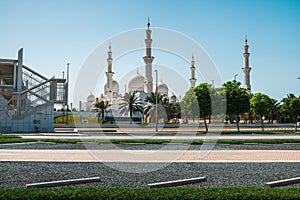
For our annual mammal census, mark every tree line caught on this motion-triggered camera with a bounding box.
[94,80,300,132]
[182,80,300,132]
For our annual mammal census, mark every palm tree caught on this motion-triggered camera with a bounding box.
[94,100,110,123]
[144,92,165,123]
[119,91,144,124]
[269,99,281,124]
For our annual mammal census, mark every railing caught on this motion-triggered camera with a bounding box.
[0,64,67,121]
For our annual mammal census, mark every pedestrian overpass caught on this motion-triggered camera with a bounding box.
[0,49,67,132]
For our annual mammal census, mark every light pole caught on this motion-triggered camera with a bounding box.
[155,69,158,132]
[234,74,238,81]
[62,71,65,124]
[66,63,70,125]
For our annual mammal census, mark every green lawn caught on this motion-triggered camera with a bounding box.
[0,187,300,200]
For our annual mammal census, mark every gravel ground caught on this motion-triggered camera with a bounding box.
[1,143,300,188]
[1,162,300,188]
[1,142,300,150]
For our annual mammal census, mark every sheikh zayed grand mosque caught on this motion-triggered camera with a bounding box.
[82,19,199,113]
[81,19,252,117]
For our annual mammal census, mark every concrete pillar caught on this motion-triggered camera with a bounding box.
[17,48,23,92]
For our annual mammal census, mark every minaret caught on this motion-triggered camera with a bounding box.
[189,54,197,88]
[242,35,251,95]
[143,17,154,93]
[105,43,114,94]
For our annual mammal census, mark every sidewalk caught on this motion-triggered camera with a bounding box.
[1,149,300,162]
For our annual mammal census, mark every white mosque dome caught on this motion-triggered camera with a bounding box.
[128,71,145,92]
[87,92,96,103]
[99,93,107,101]
[169,93,177,103]
[157,80,168,96]
[104,79,119,95]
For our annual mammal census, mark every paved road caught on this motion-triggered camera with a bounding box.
[1,149,300,162]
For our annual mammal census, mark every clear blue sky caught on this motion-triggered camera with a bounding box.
[1,0,300,107]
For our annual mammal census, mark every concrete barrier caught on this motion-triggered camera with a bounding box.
[148,177,207,188]
[26,177,101,188]
[266,177,300,187]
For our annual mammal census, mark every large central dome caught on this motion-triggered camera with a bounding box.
[128,70,145,92]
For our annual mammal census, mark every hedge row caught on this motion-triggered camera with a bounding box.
[1,187,300,200]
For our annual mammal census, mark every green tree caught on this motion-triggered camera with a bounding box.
[144,93,180,123]
[194,83,211,133]
[250,93,273,131]
[181,88,199,122]
[144,93,164,123]
[94,100,110,123]
[280,94,300,131]
[119,91,144,124]
[223,80,250,132]
[169,102,181,119]
[269,99,281,124]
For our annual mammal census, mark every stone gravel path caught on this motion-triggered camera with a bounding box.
[1,162,300,188]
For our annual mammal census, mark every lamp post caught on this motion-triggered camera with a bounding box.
[66,63,70,125]
[154,69,158,132]
[62,71,65,124]
[234,74,238,81]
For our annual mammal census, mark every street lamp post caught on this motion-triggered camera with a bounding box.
[62,71,65,124]
[234,74,238,81]
[66,63,70,125]
[155,69,158,132]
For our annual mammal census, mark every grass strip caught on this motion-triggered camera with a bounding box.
[41,139,81,144]
[108,139,203,145]
[80,129,117,133]
[0,187,300,200]
[216,139,300,145]
[0,134,20,139]
[0,134,37,144]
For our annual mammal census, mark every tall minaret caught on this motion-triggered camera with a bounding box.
[105,43,114,95]
[189,54,197,88]
[242,35,251,95]
[143,18,154,93]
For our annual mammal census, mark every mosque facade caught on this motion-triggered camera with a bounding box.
[82,20,253,115]
[83,19,197,112]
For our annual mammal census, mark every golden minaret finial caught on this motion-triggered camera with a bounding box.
[147,17,150,29]
[245,35,248,45]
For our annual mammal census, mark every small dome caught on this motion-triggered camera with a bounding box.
[157,80,168,96]
[169,93,177,103]
[112,80,119,93]
[99,93,107,101]
[87,92,96,102]
[128,71,144,92]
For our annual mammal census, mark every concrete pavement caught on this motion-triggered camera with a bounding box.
[1,149,300,162]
